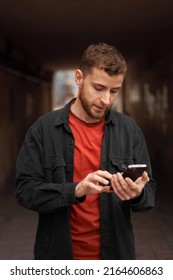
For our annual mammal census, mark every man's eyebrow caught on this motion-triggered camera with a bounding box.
[92,81,121,89]
[92,82,105,87]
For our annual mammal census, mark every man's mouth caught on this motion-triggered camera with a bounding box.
[94,105,107,111]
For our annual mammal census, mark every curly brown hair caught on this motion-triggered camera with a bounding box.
[79,42,127,76]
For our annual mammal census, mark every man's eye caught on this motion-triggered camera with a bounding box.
[111,89,119,94]
[94,86,103,91]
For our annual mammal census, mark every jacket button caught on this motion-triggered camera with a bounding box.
[67,169,72,174]
[69,140,74,145]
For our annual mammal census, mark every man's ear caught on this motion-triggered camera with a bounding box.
[75,69,83,86]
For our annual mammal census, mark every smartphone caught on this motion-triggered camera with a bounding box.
[122,164,147,181]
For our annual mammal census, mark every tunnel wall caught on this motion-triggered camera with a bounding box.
[0,66,52,192]
[124,50,173,184]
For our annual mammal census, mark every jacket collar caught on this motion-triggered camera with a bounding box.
[54,98,118,126]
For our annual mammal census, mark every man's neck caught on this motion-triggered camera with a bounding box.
[70,98,101,123]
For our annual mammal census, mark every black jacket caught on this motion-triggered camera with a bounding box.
[15,100,156,260]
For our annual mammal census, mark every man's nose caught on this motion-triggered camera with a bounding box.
[100,92,110,106]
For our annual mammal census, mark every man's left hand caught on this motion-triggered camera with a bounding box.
[110,171,149,201]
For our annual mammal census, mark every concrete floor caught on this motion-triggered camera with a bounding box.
[0,177,173,260]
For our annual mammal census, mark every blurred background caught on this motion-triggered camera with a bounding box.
[0,0,173,259]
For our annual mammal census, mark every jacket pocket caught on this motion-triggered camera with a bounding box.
[109,158,134,174]
[43,156,66,183]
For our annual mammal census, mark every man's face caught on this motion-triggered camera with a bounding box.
[75,67,124,122]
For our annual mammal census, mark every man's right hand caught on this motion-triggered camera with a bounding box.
[75,170,113,197]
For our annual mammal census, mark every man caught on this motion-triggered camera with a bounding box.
[15,42,156,260]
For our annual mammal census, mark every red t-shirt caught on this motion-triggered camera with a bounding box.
[69,111,105,260]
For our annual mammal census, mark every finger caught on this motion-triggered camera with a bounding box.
[111,174,133,200]
[124,177,144,197]
[117,173,136,195]
[89,172,112,186]
[94,175,110,186]
[132,171,150,185]
[95,170,113,180]
[141,171,150,182]
[102,185,113,192]
[89,182,104,192]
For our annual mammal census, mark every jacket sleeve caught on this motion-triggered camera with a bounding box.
[15,120,85,214]
[128,126,156,212]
